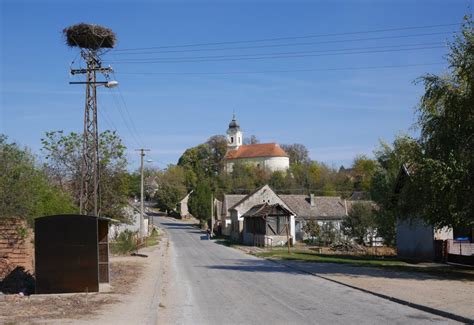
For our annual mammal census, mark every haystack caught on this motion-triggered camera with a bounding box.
[63,23,116,50]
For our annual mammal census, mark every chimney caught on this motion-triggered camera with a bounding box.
[344,199,348,216]
[310,194,315,207]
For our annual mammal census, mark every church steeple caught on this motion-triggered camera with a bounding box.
[227,113,243,151]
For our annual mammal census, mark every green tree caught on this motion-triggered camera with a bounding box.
[302,219,321,243]
[269,171,287,192]
[401,18,474,228]
[0,135,76,223]
[352,155,377,192]
[189,180,212,226]
[342,202,376,245]
[155,165,187,213]
[178,135,227,184]
[41,130,129,220]
[371,136,419,246]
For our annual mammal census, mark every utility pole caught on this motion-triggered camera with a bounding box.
[136,148,150,240]
[64,23,117,217]
[70,52,114,216]
[210,193,214,235]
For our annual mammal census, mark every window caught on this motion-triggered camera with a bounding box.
[231,136,234,143]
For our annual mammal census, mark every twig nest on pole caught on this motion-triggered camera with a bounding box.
[63,23,116,50]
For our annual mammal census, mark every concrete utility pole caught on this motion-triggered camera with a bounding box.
[136,148,150,240]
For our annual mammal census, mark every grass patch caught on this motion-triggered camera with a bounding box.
[256,249,474,280]
[257,250,405,267]
[213,235,238,247]
[145,228,160,247]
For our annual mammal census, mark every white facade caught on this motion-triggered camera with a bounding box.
[225,156,290,173]
[227,128,242,151]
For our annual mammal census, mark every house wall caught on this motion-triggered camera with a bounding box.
[222,218,232,236]
[179,193,191,218]
[397,218,436,260]
[0,218,34,280]
[109,206,148,239]
[225,156,290,173]
[243,233,291,247]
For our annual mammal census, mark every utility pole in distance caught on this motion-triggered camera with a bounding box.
[136,148,150,240]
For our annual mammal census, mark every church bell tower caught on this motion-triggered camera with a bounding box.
[227,114,243,151]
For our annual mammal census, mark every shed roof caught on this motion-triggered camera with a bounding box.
[224,143,288,160]
[242,203,293,218]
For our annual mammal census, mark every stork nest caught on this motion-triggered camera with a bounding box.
[63,23,116,50]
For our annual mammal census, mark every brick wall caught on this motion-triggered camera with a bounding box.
[0,218,34,280]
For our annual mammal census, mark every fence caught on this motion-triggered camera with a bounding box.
[446,239,474,266]
[447,240,474,256]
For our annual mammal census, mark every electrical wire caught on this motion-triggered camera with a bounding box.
[107,87,144,149]
[113,22,459,51]
[106,42,444,62]
[106,45,446,64]
[111,71,146,148]
[106,31,453,56]
[114,62,445,76]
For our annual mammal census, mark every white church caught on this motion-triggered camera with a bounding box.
[223,115,290,173]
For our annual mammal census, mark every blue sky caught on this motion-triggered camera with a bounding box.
[0,0,471,170]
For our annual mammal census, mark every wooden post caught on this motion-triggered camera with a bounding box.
[286,215,291,255]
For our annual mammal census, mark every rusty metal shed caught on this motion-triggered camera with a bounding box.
[35,214,113,294]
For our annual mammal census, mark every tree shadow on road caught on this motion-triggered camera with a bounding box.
[204,259,306,275]
[203,256,474,282]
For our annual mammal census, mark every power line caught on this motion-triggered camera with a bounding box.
[111,72,146,148]
[106,45,446,64]
[107,42,443,62]
[107,31,453,56]
[113,22,459,51]
[107,87,144,148]
[114,62,445,76]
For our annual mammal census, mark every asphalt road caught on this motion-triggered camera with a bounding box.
[153,217,456,325]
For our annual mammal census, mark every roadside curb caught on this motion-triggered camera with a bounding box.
[266,258,474,324]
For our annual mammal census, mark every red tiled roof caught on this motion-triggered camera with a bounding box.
[224,143,288,160]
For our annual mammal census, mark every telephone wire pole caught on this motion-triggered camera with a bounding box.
[136,148,150,240]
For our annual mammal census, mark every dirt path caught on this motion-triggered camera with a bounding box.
[0,233,169,325]
[71,234,170,325]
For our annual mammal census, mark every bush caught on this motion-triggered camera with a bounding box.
[111,230,137,254]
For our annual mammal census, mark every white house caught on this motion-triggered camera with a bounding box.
[219,194,246,236]
[223,115,290,173]
[178,191,193,219]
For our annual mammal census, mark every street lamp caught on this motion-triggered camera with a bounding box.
[104,80,119,88]
[69,80,119,88]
